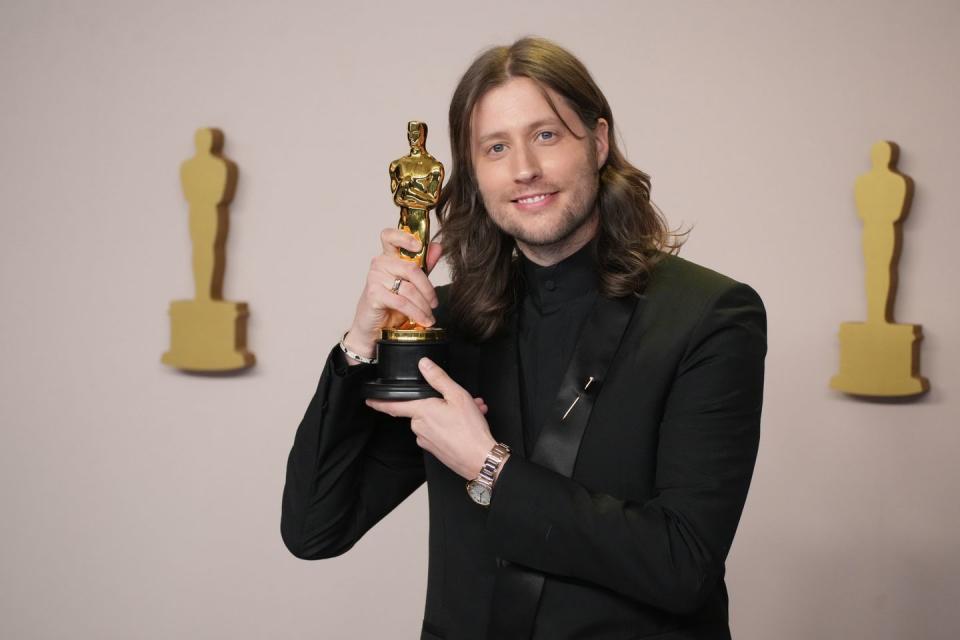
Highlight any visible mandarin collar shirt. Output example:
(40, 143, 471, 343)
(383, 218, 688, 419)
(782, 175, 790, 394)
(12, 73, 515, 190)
(517, 243, 599, 453)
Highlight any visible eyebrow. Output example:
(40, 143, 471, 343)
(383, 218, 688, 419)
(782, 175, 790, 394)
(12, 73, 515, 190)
(475, 117, 563, 147)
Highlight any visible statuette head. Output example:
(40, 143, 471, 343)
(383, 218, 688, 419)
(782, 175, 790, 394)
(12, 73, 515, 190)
(407, 121, 427, 149)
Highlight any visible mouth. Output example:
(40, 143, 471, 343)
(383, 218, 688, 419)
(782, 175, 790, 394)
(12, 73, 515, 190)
(511, 191, 558, 207)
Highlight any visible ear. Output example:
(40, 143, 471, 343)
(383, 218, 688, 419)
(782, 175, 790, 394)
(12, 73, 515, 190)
(593, 118, 610, 168)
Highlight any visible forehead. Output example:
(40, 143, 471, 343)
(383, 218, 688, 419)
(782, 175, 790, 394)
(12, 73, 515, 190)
(470, 76, 582, 141)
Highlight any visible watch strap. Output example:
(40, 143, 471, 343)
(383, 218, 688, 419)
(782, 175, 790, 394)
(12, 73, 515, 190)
(466, 443, 511, 506)
(478, 443, 510, 486)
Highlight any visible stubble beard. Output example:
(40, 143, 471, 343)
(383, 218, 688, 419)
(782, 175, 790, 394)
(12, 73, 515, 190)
(484, 164, 600, 252)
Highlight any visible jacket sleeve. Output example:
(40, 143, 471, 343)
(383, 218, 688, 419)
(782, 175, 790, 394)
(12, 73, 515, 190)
(281, 345, 426, 560)
(485, 282, 766, 614)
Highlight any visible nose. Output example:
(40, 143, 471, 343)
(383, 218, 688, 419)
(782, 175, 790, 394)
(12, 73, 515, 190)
(512, 144, 542, 184)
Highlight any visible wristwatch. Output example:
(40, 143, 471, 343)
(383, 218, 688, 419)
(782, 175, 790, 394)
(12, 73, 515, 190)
(466, 443, 511, 507)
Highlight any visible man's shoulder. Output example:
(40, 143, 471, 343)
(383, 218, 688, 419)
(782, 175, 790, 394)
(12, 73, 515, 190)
(647, 252, 738, 292)
(644, 252, 763, 314)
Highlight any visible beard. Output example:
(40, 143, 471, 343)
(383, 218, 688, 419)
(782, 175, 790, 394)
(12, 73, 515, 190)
(483, 163, 600, 249)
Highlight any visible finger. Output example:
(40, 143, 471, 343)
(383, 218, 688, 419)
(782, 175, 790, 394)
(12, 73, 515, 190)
(376, 255, 438, 309)
(365, 398, 422, 418)
(365, 267, 436, 326)
(379, 273, 435, 323)
(380, 227, 422, 256)
(371, 286, 433, 328)
(392, 257, 438, 309)
(409, 419, 437, 455)
(473, 397, 488, 415)
(413, 432, 434, 454)
(425, 242, 444, 275)
(418, 358, 464, 400)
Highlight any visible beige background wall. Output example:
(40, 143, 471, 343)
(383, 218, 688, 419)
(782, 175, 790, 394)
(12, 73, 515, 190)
(1, 1, 958, 638)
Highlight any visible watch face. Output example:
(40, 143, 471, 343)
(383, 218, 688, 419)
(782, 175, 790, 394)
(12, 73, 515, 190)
(467, 480, 491, 506)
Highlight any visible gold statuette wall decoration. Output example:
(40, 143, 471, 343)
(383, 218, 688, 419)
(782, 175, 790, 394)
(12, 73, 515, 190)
(830, 141, 928, 397)
(162, 128, 255, 372)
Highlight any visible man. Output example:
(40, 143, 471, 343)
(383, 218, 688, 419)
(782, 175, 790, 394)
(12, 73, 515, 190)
(282, 37, 766, 640)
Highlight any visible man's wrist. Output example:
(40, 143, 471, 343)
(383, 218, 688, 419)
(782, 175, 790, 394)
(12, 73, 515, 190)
(341, 330, 377, 366)
(466, 442, 511, 507)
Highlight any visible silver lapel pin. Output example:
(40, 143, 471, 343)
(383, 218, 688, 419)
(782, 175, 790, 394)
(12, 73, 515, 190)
(561, 376, 595, 421)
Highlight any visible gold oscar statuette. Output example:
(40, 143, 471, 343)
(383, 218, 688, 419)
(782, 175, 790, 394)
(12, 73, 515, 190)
(162, 128, 255, 373)
(830, 141, 928, 398)
(363, 121, 450, 400)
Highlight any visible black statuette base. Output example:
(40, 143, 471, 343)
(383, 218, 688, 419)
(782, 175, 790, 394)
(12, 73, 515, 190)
(363, 338, 450, 400)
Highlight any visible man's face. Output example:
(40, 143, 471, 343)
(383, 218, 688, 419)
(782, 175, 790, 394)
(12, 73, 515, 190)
(470, 77, 609, 262)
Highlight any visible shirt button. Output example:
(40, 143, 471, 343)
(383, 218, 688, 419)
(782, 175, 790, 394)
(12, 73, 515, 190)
(544, 279, 556, 291)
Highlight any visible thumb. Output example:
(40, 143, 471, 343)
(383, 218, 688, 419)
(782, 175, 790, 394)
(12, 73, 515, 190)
(418, 357, 460, 400)
(425, 241, 444, 275)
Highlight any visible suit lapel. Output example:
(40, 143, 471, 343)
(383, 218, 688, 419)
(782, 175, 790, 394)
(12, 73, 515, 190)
(530, 294, 639, 474)
(487, 294, 640, 639)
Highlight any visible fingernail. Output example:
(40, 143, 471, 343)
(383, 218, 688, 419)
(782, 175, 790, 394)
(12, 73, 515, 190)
(419, 357, 434, 370)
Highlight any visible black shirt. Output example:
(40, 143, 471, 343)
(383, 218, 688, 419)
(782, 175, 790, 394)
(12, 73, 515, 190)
(517, 243, 599, 453)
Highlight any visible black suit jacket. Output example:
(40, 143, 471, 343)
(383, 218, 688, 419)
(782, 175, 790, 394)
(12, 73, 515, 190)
(282, 254, 767, 639)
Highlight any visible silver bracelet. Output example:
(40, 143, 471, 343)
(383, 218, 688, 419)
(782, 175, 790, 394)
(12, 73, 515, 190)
(339, 331, 377, 364)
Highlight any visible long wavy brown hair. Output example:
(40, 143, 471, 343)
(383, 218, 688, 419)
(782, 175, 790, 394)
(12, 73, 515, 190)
(437, 37, 683, 341)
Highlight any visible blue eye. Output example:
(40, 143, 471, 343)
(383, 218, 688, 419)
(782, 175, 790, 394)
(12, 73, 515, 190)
(538, 131, 555, 141)
(489, 143, 505, 154)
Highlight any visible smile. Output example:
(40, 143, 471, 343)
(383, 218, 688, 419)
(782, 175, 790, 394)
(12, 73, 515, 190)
(512, 192, 557, 205)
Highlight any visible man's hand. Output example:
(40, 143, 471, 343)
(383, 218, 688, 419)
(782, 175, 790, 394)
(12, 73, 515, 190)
(342, 228, 443, 363)
(366, 358, 497, 481)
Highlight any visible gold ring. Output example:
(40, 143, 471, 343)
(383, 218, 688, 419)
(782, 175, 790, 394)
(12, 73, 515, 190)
(390, 278, 403, 294)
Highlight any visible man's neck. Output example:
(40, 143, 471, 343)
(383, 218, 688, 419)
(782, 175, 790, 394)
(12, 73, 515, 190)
(517, 212, 599, 267)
